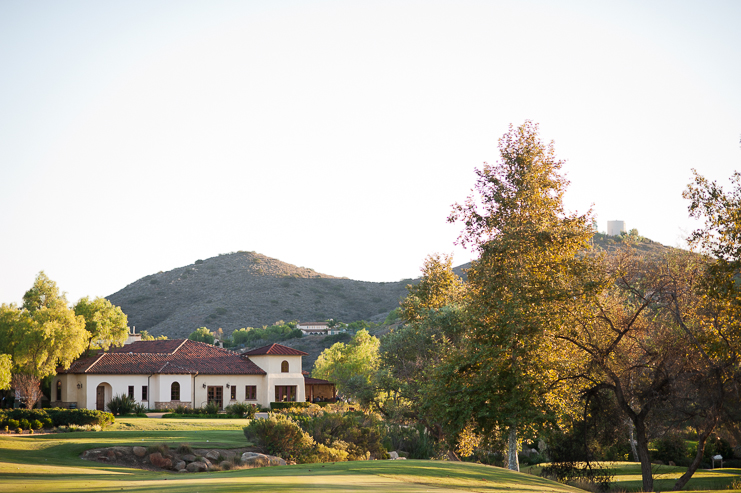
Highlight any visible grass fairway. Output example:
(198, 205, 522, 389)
(0, 417, 582, 493)
(525, 461, 741, 492)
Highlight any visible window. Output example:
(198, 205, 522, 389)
(56, 381, 62, 401)
(281, 360, 289, 373)
(171, 382, 180, 401)
(207, 386, 223, 409)
(231, 385, 236, 400)
(128, 386, 134, 399)
(275, 385, 296, 402)
(245, 385, 257, 400)
(142, 385, 148, 401)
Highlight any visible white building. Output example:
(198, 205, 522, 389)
(607, 220, 626, 236)
(297, 321, 329, 335)
(52, 339, 309, 411)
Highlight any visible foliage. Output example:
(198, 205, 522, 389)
(346, 320, 374, 332)
(653, 434, 689, 465)
(399, 254, 463, 323)
(313, 329, 380, 406)
(139, 330, 167, 341)
(188, 327, 214, 344)
(0, 407, 113, 427)
(73, 296, 128, 351)
(231, 321, 301, 347)
(225, 402, 257, 419)
(384, 422, 437, 459)
(0, 353, 10, 389)
(106, 394, 137, 416)
(243, 413, 349, 463)
(444, 121, 594, 469)
(0, 272, 88, 379)
(204, 401, 220, 415)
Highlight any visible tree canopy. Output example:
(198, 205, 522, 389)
(74, 296, 129, 350)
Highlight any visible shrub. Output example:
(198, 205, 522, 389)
(225, 402, 257, 419)
(106, 394, 137, 416)
(133, 403, 148, 416)
(147, 444, 170, 456)
(654, 434, 689, 464)
(204, 402, 220, 415)
(19, 419, 30, 430)
(177, 444, 194, 455)
(8, 419, 19, 429)
(16, 428, 22, 434)
(47, 408, 114, 427)
(244, 413, 348, 463)
(384, 423, 435, 460)
(31, 419, 43, 430)
(175, 404, 191, 414)
(270, 402, 311, 411)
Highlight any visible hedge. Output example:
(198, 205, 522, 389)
(161, 413, 247, 419)
(270, 402, 312, 411)
(0, 408, 114, 428)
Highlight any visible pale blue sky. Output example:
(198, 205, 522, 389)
(1, 0, 740, 305)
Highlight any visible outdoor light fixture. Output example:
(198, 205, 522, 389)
(226, 383, 230, 388)
(202, 383, 207, 389)
(77, 382, 82, 389)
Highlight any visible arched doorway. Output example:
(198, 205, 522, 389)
(96, 383, 112, 411)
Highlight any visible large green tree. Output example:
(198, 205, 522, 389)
(74, 296, 129, 350)
(313, 329, 380, 406)
(0, 272, 88, 379)
(446, 121, 593, 470)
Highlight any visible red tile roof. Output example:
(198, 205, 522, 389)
(58, 339, 266, 375)
(304, 376, 334, 385)
(243, 343, 308, 356)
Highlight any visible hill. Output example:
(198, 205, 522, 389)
(107, 251, 415, 339)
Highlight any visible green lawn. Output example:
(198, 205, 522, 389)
(524, 461, 741, 492)
(0, 417, 581, 493)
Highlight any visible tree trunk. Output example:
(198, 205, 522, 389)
(628, 421, 639, 462)
(508, 426, 520, 472)
(673, 417, 718, 491)
(634, 417, 654, 492)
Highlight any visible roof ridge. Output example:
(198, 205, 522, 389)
(172, 339, 189, 354)
(84, 353, 107, 373)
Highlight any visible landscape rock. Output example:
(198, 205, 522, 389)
(205, 450, 220, 461)
(182, 454, 196, 462)
(389, 451, 399, 460)
(149, 452, 172, 469)
(174, 461, 186, 471)
(186, 461, 209, 473)
(219, 460, 232, 469)
(133, 447, 146, 457)
(240, 452, 287, 467)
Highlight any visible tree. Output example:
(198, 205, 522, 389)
(0, 354, 10, 390)
(188, 327, 214, 344)
(0, 272, 88, 379)
(313, 329, 380, 406)
(399, 254, 464, 323)
(74, 296, 129, 350)
(446, 121, 593, 470)
(140, 330, 167, 341)
(11, 373, 43, 409)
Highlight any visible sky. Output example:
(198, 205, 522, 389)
(1, 0, 740, 305)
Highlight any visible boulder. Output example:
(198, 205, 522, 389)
(149, 452, 172, 469)
(174, 461, 186, 471)
(241, 452, 270, 467)
(133, 447, 146, 457)
(206, 450, 220, 461)
(178, 469, 189, 473)
(389, 451, 399, 460)
(186, 461, 209, 473)
(107, 450, 117, 459)
(182, 454, 196, 462)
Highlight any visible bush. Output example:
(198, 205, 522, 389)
(384, 423, 435, 459)
(8, 419, 19, 429)
(31, 419, 43, 430)
(133, 403, 148, 416)
(47, 408, 114, 427)
(270, 402, 311, 411)
(177, 444, 194, 455)
(244, 414, 348, 463)
(106, 394, 137, 416)
(225, 402, 257, 419)
(19, 419, 30, 430)
(204, 402, 220, 415)
(654, 434, 689, 464)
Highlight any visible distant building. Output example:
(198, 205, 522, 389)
(297, 321, 328, 336)
(607, 220, 626, 237)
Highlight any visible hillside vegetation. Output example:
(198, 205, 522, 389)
(107, 251, 415, 339)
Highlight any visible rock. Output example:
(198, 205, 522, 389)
(133, 447, 146, 457)
(178, 469, 189, 473)
(107, 450, 117, 459)
(186, 461, 209, 473)
(241, 452, 270, 467)
(182, 454, 196, 462)
(389, 451, 399, 460)
(669, 461, 676, 466)
(206, 450, 220, 461)
(149, 452, 172, 469)
(220, 460, 232, 470)
(174, 461, 186, 471)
